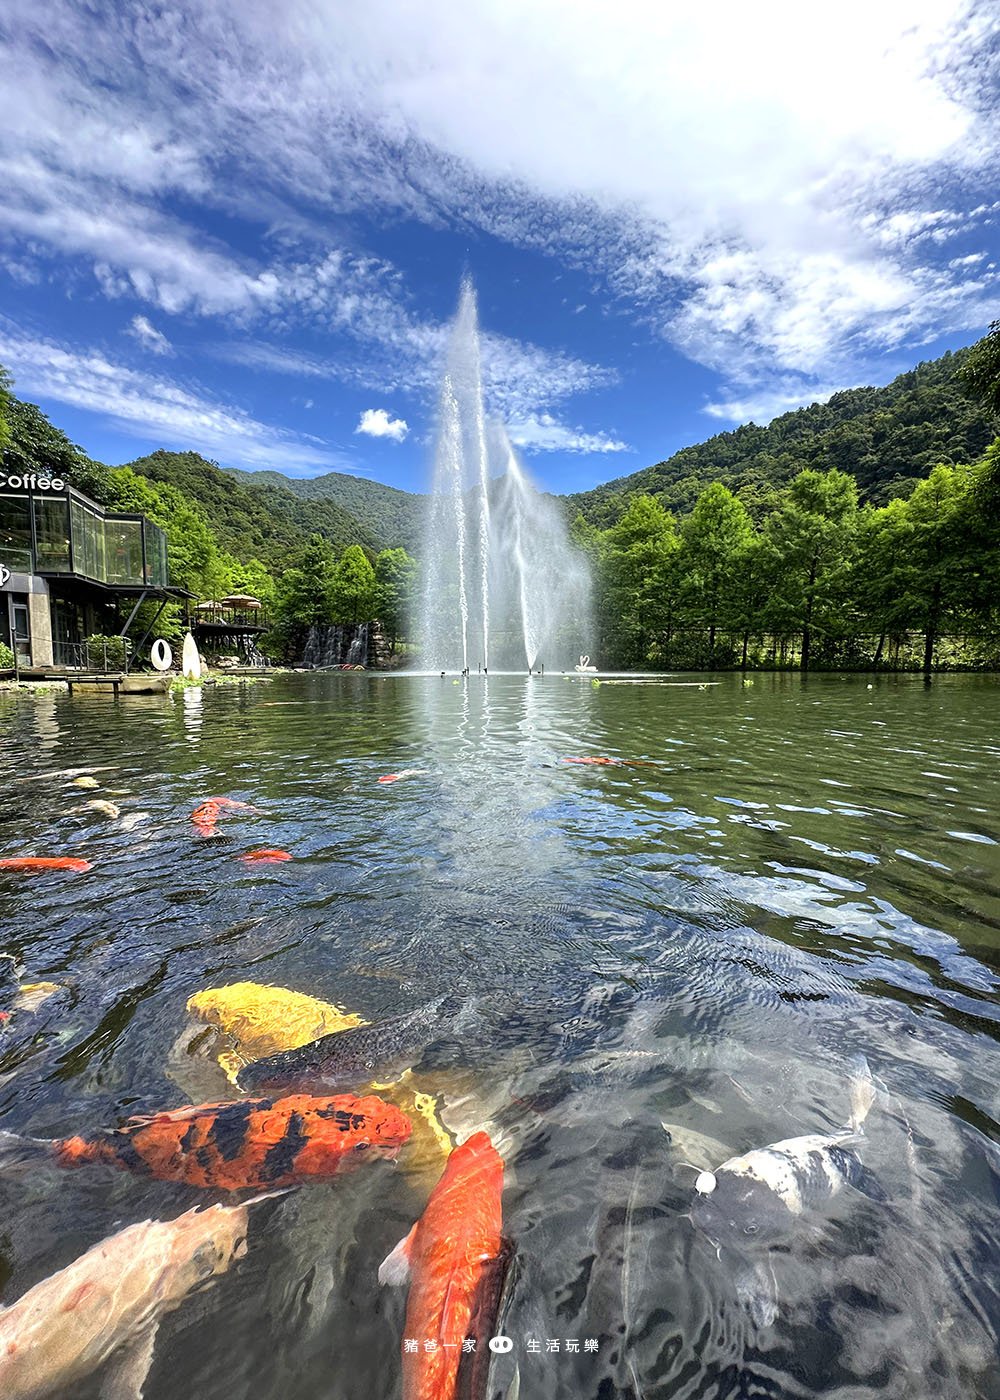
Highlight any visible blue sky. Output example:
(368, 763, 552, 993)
(0, 2, 998, 497)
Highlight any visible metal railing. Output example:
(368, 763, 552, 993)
(52, 640, 130, 672)
(191, 606, 270, 630)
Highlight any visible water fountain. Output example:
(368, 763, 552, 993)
(417, 281, 591, 672)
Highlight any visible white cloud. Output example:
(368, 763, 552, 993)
(702, 378, 863, 424)
(355, 407, 409, 441)
(216, 319, 619, 436)
(0, 325, 352, 475)
(127, 314, 172, 355)
(1, 0, 999, 422)
(507, 412, 630, 454)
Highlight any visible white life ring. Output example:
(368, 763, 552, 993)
(150, 639, 173, 671)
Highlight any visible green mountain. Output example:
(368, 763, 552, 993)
(119, 344, 994, 568)
(122, 450, 385, 569)
(228, 468, 423, 551)
(566, 347, 997, 527)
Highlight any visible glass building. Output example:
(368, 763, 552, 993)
(0, 479, 176, 668)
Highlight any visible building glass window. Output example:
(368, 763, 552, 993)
(69, 500, 110, 582)
(35, 497, 72, 572)
(0, 496, 32, 572)
(106, 520, 144, 585)
(145, 523, 168, 586)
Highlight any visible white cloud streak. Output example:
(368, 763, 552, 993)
(127, 314, 172, 356)
(507, 413, 630, 455)
(0, 326, 352, 475)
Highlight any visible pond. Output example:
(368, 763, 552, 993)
(1, 671, 999, 1399)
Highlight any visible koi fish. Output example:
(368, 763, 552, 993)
(70, 776, 100, 788)
(182, 982, 365, 1087)
(240, 848, 292, 864)
(380, 1131, 511, 1400)
(0, 857, 92, 873)
(236, 994, 478, 1097)
(0, 1199, 253, 1400)
(691, 1055, 880, 1324)
(81, 799, 120, 819)
(378, 769, 428, 784)
(0, 957, 61, 1021)
(50, 1092, 411, 1190)
(190, 797, 260, 837)
(562, 756, 619, 766)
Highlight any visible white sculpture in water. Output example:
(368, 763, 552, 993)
(574, 655, 598, 673)
(150, 639, 173, 671)
(181, 632, 201, 680)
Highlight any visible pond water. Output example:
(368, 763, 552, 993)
(2, 671, 1000, 1399)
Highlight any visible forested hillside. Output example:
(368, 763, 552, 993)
(567, 348, 996, 526)
(2, 327, 998, 672)
(230, 468, 423, 551)
(123, 451, 383, 569)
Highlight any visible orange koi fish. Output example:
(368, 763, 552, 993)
(240, 848, 292, 864)
(563, 756, 621, 766)
(53, 1093, 410, 1190)
(191, 797, 260, 837)
(380, 1132, 511, 1400)
(0, 857, 92, 873)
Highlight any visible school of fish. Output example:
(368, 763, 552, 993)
(0, 769, 901, 1396)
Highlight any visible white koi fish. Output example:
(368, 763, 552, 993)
(0, 1200, 252, 1399)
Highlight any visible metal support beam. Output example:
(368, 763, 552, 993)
(118, 589, 149, 674)
(132, 598, 169, 658)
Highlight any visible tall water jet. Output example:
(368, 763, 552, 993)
(418, 281, 591, 671)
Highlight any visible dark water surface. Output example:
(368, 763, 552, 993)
(2, 671, 1000, 1398)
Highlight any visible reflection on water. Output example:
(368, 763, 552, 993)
(1, 672, 1000, 1398)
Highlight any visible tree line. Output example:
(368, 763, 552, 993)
(2, 318, 998, 670)
(572, 452, 998, 671)
(573, 324, 1000, 672)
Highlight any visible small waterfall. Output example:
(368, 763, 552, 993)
(417, 279, 591, 671)
(301, 623, 370, 668)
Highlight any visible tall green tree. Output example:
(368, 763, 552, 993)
(601, 494, 680, 666)
(677, 483, 754, 658)
(0, 367, 11, 454)
(271, 535, 337, 649)
(959, 320, 1000, 419)
(851, 500, 914, 666)
(898, 464, 979, 671)
(764, 468, 858, 669)
(374, 547, 417, 652)
(223, 556, 277, 610)
(328, 544, 376, 625)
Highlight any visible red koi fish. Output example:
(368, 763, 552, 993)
(240, 848, 292, 864)
(0, 857, 92, 873)
(380, 1132, 511, 1400)
(191, 797, 260, 837)
(52, 1093, 411, 1191)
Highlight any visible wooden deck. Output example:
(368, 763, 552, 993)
(1, 669, 173, 696)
